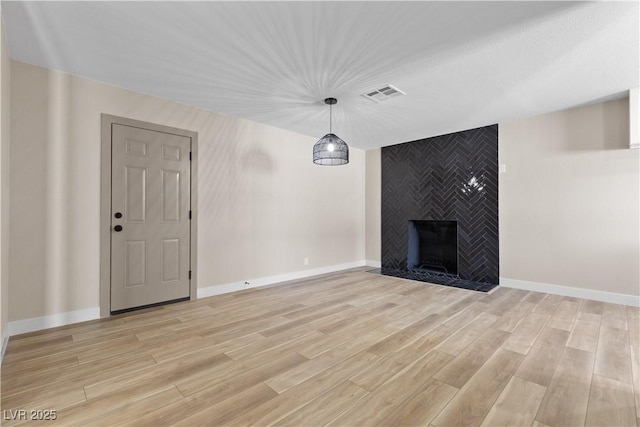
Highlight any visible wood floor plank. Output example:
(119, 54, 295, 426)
(328, 350, 453, 426)
(0, 354, 79, 384)
(536, 347, 595, 427)
(117, 388, 212, 426)
(626, 306, 640, 348)
(437, 302, 488, 332)
(431, 348, 524, 427)
(2, 353, 157, 410)
(494, 300, 536, 333)
(351, 328, 453, 391)
(486, 288, 528, 316)
(84, 352, 231, 400)
(74, 318, 183, 344)
(365, 313, 445, 357)
(547, 299, 580, 331)
(521, 291, 546, 305)
(581, 299, 605, 315)
(232, 330, 326, 368)
(48, 385, 181, 427)
(480, 376, 546, 426)
(437, 294, 478, 317)
(532, 294, 564, 316)
(178, 352, 307, 398)
(594, 326, 633, 384)
(151, 332, 261, 363)
(2, 269, 636, 427)
(627, 306, 640, 425)
(585, 375, 636, 427)
(1, 388, 87, 427)
(376, 379, 458, 427)
(515, 343, 563, 387)
(228, 351, 380, 427)
(75, 386, 184, 427)
(4, 318, 120, 345)
(282, 300, 353, 321)
(602, 302, 628, 330)
(501, 312, 550, 355)
(577, 310, 602, 323)
(2, 351, 156, 397)
(3, 333, 140, 366)
(296, 324, 370, 359)
(433, 328, 511, 389)
(567, 317, 601, 353)
(174, 383, 277, 427)
(533, 326, 569, 349)
(5, 334, 73, 353)
(377, 300, 442, 330)
(198, 314, 295, 341)
(435, 312, 499, 355)
(273, 380, 368, 426)
(224, 329, 316, 361)
(316, 301, 398, 336)
(264, 330, 387, 393)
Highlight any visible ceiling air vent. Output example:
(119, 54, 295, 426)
(362, 85, 405, 103)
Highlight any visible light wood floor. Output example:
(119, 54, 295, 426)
(2, 268, 639, 426)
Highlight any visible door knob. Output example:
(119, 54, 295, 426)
(114, 212, 122, 219)
(114, 225, 123, 232)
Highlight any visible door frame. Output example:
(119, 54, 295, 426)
(100, 114, 198, 317)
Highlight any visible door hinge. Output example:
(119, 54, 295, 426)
(189, 270, 192, 280)
(189, 210, 192, 220)
(189, 152, 192, 161)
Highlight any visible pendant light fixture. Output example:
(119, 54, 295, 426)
(313, 98, 349, 165)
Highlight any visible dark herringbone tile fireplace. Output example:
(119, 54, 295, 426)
(381, 124, 499, 288)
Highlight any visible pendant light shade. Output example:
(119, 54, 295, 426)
(313, 98, 349, 165)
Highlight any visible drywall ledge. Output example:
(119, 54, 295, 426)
(1, 327, 8, 364)
(198, 261, 368, 298)
(631, 87, 639, 149)
(501, 277, 640, 307)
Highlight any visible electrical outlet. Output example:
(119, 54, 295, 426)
(304, 257, 309, 266)
(499, 164, 507, 173)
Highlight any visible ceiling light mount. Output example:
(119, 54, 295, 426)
(313, 97, 349, 166)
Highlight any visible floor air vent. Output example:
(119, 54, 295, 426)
(362, 85, 405, 103)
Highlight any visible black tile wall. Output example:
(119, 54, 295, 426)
(381, 124, 499, 284)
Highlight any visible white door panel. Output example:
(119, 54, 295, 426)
(111, 124, 191, 311)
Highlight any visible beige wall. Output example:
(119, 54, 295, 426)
(365, 149, 381, 263)
(10, 61, 365, 322)
(500, 98, 639, 296)
(7, 60, 637, 326)
(361, 99, 639, 299)
(1, 18, 11, 348)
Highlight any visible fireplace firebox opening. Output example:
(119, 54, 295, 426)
(407, 220, 458, 275)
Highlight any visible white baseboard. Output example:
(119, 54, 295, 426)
(4, 261, 375, 338)
(7, 307, 101, 337)
(198, 261, 368, 299)
(500, 277, 640, 307)
(365, 260, 381, 268)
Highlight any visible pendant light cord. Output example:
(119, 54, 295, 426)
(329, 103, 332, 134)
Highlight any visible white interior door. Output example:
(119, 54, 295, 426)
(110, 124, 191, 312)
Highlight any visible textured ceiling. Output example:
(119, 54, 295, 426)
(2, 1, 638, 150)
